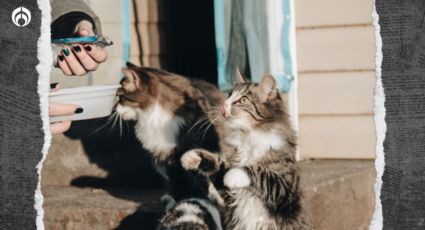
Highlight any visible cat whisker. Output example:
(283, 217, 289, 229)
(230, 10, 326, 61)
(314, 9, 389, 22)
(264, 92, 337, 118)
(199, 111, 219, 130)
(197, 112, 219, 133)
(201, 114, 219, 142)
(108, 111, 120, 135)
(197, 113, 217, 133)
(186, 111, 218, 135)
(91, 111, 118, 135)
(119, 113, 123, 139)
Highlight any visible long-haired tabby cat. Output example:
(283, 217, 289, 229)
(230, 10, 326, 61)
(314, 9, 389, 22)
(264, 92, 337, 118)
(116, 62, 226, 204)
(180, 72, 310, 230)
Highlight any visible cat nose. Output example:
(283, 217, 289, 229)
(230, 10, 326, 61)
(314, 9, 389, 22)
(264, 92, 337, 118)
(220, 105, 226, 117)
(220, 105, 230, 118)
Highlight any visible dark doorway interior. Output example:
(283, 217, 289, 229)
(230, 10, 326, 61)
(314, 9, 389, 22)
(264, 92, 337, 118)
(164, 0, 218, 85)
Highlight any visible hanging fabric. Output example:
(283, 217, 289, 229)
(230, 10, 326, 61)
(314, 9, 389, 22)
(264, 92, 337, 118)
(214, 0, 296, 92)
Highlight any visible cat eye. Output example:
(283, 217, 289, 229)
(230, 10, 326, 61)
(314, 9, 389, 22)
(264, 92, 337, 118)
(239, 96, 250, 104)
(119, 95, 139, 103)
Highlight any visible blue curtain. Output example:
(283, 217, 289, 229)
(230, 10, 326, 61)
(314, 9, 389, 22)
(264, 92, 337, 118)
(214, 0, 294, 92)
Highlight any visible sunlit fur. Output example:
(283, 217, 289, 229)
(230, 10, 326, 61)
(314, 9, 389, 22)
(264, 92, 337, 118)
(115, 64, 225, 161)
(181, 75, 310, 230)
(114, 63, 227, 229)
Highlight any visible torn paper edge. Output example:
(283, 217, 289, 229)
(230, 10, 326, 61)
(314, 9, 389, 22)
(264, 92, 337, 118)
(369, 1, 386, 230)
(34, 0, 53, 229)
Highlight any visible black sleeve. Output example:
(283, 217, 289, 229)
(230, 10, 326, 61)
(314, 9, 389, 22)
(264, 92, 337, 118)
(51, 12, 97, 39)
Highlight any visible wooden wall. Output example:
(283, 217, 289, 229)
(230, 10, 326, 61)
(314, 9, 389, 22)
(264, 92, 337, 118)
(295, 0, 376, 159)
(129, 0, 168, 68)
(89, 0, 124, 85)
(52, 0, 376, 159)
(52, 0, 164, 86)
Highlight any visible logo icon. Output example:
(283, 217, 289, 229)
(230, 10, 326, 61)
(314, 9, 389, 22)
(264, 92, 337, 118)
(12, 6, 31, 27)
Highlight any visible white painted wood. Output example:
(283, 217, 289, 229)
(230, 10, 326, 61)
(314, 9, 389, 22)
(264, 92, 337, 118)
(299, 115, 375, 159)
(90, 0, 122, 23)
(50, 68, 90, 88)
(288, 0, 300, 160)
(296, 26, 375, 72)
(298, 72, 375, 115)
(266, 0, 300, 160)
(99, 22, 123, 59)
(91, 57, 122, 85)
(294, 0, 373, 27)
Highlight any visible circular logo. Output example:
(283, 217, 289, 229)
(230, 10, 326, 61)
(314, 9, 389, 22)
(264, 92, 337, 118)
(12, 6, 31, 27)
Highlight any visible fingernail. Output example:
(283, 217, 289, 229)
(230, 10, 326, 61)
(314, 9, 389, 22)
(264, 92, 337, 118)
(75, 108, 84, 114)
(73, 46, 81, 53)
(58, 55, 64, 61)
(84, 45, 92, 52)
(63, 48, 70, 56)
(50, 83, 59, 89)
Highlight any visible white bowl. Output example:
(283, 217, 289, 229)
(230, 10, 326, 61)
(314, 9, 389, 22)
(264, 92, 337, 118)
(49, 84, 121, 123)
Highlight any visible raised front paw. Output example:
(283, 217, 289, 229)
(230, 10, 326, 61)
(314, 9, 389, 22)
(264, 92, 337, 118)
(224, 168, 251, 188)
(181, 150, 202, 170)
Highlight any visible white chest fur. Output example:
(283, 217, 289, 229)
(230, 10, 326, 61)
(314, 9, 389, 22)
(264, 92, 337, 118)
(229, 190, 275, 230)
(225, 128, 285, 166)
(134, 103, 185, 156)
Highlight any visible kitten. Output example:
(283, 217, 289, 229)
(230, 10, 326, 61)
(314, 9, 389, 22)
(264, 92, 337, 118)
(181, 73, 310, 230)
(116, 62, 226, 203)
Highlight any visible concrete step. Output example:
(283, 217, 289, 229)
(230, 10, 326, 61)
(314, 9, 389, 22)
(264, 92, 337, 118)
(43, 186, 163, 230)
(42, 160, 375, 230)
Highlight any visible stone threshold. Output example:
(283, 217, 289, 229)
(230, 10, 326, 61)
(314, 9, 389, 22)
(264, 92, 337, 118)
(42, 160, 376, 230)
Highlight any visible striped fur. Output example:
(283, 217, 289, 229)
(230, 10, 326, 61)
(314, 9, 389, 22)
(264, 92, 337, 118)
(181, 75, 311, 230)
(160, 196, 223, 230)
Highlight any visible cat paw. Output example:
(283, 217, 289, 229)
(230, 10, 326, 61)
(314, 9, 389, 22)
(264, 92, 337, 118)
(224, 168, 250, 188)
(181, 150, 202, 170)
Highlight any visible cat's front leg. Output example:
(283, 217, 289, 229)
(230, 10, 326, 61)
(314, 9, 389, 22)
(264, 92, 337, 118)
(180, 148, 222, 176)
(244, 165, 301, 213)
(223, 168, 251, 188)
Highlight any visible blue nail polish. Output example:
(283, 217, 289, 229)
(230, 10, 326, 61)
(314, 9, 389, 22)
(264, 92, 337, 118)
(63, 48, 70, 56)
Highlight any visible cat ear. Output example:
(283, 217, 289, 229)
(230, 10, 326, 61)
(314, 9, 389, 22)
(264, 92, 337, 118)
(122, 67, 140, 91)
(259, 74, 277, 95)
(126, 62, 139, 70)
(233, 67, 246, 85)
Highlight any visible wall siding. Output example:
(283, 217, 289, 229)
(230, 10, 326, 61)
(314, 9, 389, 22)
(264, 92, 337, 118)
(296, 26, 375, 72)
(295, 1, 375, 159)
(295, 0, 373, 27)
(89, 0, 123, 86)
(299, 116, 375, 159)
(298, 72, 375, 115)
(88, 0, 167, 84)
(84, 1, 376, 159)
(129, 0, 168, 69)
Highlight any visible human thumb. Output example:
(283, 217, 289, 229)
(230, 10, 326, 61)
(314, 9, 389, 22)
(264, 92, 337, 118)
(78, 29, 90, 37)
(75, 20, 95, 37)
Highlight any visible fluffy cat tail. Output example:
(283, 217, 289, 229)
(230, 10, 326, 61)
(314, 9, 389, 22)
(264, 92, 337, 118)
(159, 195, 222, 230)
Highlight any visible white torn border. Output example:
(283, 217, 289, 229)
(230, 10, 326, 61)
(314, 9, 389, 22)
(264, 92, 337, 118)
(29, 1, 386, 229)
(34, 0, 53, 229)
(369, 1, 386, 230)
